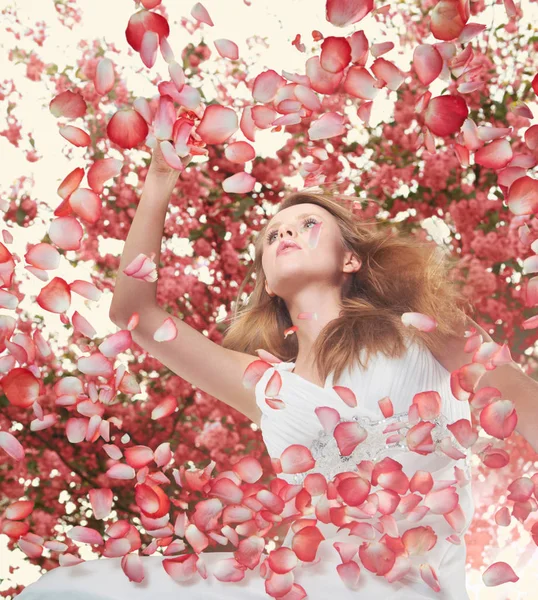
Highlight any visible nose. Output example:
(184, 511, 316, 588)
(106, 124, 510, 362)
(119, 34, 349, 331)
(278, 223, 298, 240)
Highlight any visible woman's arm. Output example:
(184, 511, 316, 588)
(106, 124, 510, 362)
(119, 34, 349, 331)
(431, 316, 538, 453)
(108, 147, 262, 425)
(477, 361, 538, 454)
(109, 146, 188, 318)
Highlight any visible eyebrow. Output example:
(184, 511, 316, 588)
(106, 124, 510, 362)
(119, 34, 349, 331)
(266, 212, 321, 232)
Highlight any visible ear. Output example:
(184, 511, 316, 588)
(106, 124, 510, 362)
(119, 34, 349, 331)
(265, 280, 275, 297)
(343, 251, 361, 274)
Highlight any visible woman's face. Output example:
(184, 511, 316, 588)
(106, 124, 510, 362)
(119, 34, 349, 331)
(261, 202, 352, 299)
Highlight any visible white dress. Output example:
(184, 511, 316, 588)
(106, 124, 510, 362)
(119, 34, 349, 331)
(16, 338, 474, 599)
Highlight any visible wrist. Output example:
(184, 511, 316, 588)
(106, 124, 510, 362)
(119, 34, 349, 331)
(147, 164, 181, 182)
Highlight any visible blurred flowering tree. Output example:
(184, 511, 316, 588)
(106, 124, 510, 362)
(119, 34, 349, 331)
(0, 0, 538, 598)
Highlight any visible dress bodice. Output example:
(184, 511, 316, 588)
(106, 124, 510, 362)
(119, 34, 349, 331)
(254, 337, 475, 597)
(255, 337, 473, 485)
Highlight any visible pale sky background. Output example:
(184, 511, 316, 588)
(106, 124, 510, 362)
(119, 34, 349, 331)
(1, 0, 538, 596)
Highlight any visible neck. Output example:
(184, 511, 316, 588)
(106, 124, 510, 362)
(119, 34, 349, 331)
(282, 285, 343, 367)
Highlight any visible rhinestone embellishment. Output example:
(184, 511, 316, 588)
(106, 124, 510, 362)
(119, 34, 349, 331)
(291, 410, 472, 485)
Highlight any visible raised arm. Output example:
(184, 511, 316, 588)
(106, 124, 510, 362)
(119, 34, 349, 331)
(109, 147, 261, 426)
(109, 144, 184, 316)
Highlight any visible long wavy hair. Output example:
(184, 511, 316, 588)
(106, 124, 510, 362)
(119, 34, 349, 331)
(221, 189, 474, 385)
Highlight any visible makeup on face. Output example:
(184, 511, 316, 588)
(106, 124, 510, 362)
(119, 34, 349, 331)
(277, 240, 302, 256)
(265, 212, 324, 250)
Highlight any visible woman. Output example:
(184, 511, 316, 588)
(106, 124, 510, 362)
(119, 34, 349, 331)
(16, 145, 507, 599)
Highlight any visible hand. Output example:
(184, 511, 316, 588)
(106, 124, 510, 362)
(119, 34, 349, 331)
(149, 143, 192, 175)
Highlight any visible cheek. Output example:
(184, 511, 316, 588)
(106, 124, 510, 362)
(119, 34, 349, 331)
(304, 222, 324, 250)
(261, 255, 270, 276)
(318, 236, 345, 267)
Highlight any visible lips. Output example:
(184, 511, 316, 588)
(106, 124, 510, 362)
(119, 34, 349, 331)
(277, 241, 301, 256)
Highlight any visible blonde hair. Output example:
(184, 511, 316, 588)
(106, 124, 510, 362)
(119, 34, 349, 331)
(221, 188, 473, 385)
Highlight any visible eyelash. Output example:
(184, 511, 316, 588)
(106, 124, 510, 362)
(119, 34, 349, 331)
(265, 217, 319, 244)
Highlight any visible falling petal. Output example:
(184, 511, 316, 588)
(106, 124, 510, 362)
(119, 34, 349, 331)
(133, 97, 153, 124)
(446, 418, 478, 447)
(87, 158, 123, 194)
(125, 9, 170, 53)
(154, 95, 176, 141)
(413, 44, 443, 86)
(57, 167, 84, 200)
(412, 391, 442, 420)
(326, 0, 374, 27)
(25, 243, 61, 271)
(482, 561, 519, 586)
(191, 2, 214, 26)
(423, 486, 459, 514)
(291, 525, 325, 561)
(474, 139, 513, 170)
(160, 140, 183, 170)
(107, 108, 149, 149)
(98, 330, 132, 358)
(280, 444, 316, 474)
(306, 56, 345, 95)
(343, 66, 379, 100)
(59, 125, 91, 147)
(371, 41, 394, 57)
(69, 188, 102, 224)
(168, 61, 185, 91)
(67, 525, 104, 546)
(524, 124, 538, 151)
(222, 172, 256, 194)
(48, 216, 84, 251)
(333, 385, 358, 408)
(430, 0, 466, 42)
(162, 554, 199, 582)
(308, 111, 345, 141)
(251, 105, 277, 129)
(401, 312, 437, 331)
(424, 95, 468, 137)
(140, 30, 159, 68)
(402, 526, 437, 555)
(506, 476, 535, 503)
(420, 562, 441, 591)
(160, 37, 175, 63)
(507, 176, 538, 216)
(0, 431, 25, 461)
(358, 541, 395, 575)
(36, 278, 71, 313)
(121, 553, 145, 583)
(371, 58, 404, 90)
(334, 421, 368, 455)
(252, 69, 286, 103)
(214, 39, 239, 60)
(337, 475, 372, 506)
(409, 470, 434, 494)
(479, 399, 518, 439)
(510, 101, 533, 119)
(197, 104, 238, 144)
(123, 252, 158, 282)
(320, 36, 352, 73)
(95, 58, 115, 95)
(89, 488, 114, 520)
(49, 90, 87, 119)
(224, 141, 255, 163)
(151, 396, 177, 420)
(153, 317, 178, 342)
(348, 30, 369, 65)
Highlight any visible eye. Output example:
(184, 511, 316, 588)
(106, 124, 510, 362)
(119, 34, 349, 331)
(265, 217, 319, 244)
